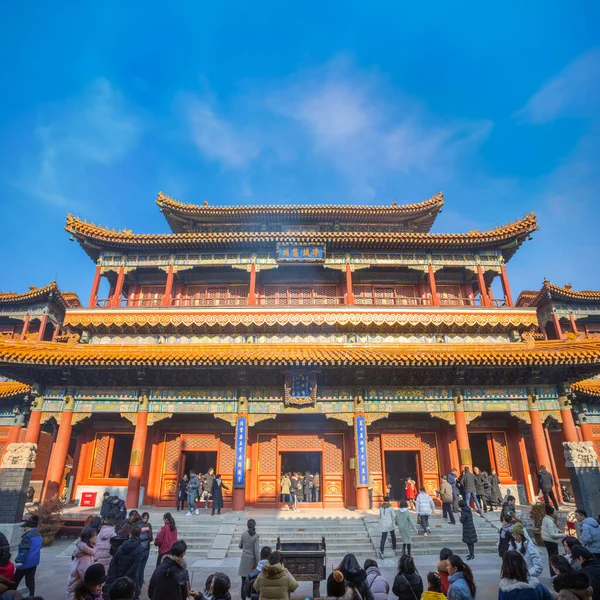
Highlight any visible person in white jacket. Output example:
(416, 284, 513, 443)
(378, 496, 396, 558)
(511, 523, 543, 578)
(415, 486, 435, 536)
(541, 505, 563, 575)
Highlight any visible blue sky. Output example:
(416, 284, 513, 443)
(1, 2, 599, 301)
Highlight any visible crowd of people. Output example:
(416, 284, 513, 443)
(176, 468, 230, 517)
(279, 471, 321, 510)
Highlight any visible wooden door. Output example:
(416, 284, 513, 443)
(159, 433, 182, 502)
(323, 434, 345, 506)
(257, 434, 278, 503)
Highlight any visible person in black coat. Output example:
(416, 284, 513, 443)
(473, 467, 488, 513)
(176, 475, 188, 512)
(108, 496, 127, 530)
(100, 492, 113, 519)
(148, 540, 190, 600)
(391, 555, 423, 600)
(489, 469, 503, 510)
(459, 499, 478, 561)
(210, 475, 230, 516)
(337, 553, 374, 600)
(103, 526, 144, 600)
(538, 465, 558, 510)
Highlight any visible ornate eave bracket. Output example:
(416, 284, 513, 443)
(464, 411, 483, 424)
(147, 413, 172, 427)
(364, 412, 389, 426)
(248, 414, 277, 427)
(510, 411, 531, 424)
(431, 411, 456, 425)
(120, 413, 138, 426)
(326, 413, 354, 426)
(72, 413, 92, 426)
(213, 414, 237, 427)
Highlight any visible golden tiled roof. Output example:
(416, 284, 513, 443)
(0, 337, 599, 368)
(0, 281, 81, 311)
(65, 212, 537, 262)
(517, 280, 600, 308)
(63, 307, 539, 331)
(571, 378, 600, 398)
(0, 381, 31, 399)
(156, 191, 445, 232)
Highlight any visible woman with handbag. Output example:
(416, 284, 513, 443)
(392, 555, 423, 600)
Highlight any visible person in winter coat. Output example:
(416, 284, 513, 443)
(571, 545, 600, 599)
(473, 468, 488, 513)
(379, 496, 396, 558)
(244, 546, 272, 600)
(448, 469, 460, 513)
(67, 527, 98, 600)
(510, 524, 543, 578)
(238, 519, 260, 600)
(191, 572, 231, 600)
(440, 477, 456, 525)
(437, 548, 453, 595)
(416, 487, 435, 536)
(107, 497, 127, 531)
(541, 505, 563, 574)
(459, 500, 477, 561)
(0, 531, 15, 586)
(109, 523, 132, 559)
(253, 551, 298, 600)
(74, 563, 106, 600)
(290, 473, 299, 512)
(337, 553, 374, 600)
(313, 472, 320, 502)
(395, 501, 418, 556)
(14, 515, 42, 597)
(364, 559, 388, 600)
(186, 471, 201, 516)
(211, 474, 230, 516)
(550, 555, 593, 600)
(280, 474, 291, 510)
(154, 513, 177, 567)
(482, 473, 492, 512)
(324, 569, 361, 600)
(201, 468, 216, 509)
(103, 526, 144, 600)
(95, 518, 116, 570)
(498, 550, 553, 600)
(459, 468, 481, 514)
(148, 540, 190, 600)
(391, 554, 423, 600)
(422, 572, 447, 600)
(575, 510, 600, 557)
(138, 512, 153, 592)
(489, 469, 503, 510)
(563, 536, 583, 571)
(405, 479, 417, 510)
(538, 465, 558, 510)
(100, 493, 113, 519)
(303, 472, 314, 503)
(447, 555, 476, 600)
(176, 475, 188, 512)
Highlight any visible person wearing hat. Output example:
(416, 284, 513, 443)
(322, 569, 357, 600)
(67, 526, 98, 600)
(510, 523, 543, 578)
(74, 563, 106, 600)
(13, 515, 42, 596)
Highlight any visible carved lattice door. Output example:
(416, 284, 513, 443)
(257, 434, 278, 503)
(159, 434, 182, 502)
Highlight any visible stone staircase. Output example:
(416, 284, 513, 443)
(227, 515, 376, 563)
(364, 511, 500, 557)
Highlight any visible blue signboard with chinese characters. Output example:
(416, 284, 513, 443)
(277, 245, 325, 262)
(234, 417, 247, 487)
(356, 416, 368, 486)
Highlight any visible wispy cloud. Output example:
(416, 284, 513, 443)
(20, 78, 142, 206)
(516, 47, 600, 124)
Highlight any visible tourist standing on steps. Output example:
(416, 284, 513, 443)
(416, 487, 435, 536)
(153, 513, 177, 567)
(378, 496, 397, 558)
(574, 510, 600, 557)
(364, 558, 389, 600)
(313, 472, 320, 502)
(176, 474, 188, 512)
(101, 492, 113, 519)
(473, 467, 487, 513)
(440, 476, 456, 525)
(447, 469, 460, 513)
(290, 473, 299, 512)
(447, 555, 476, 600)
(396, 500, 418, 557)
(459, 467, 481, 515)
(391, 554, 423, 600)
(459, 499, 477, 561)
(541, 505, 563, 574)
(186, 470, 201, 516)
(203, 468, 216, 509)
(405, 478, 417, 510)
(211, 474, 229, 515)
(489, 469, 502, 511)
(303, 471, 313, 503)
(13, 515, 41, 597)
(238, 519, 260, 600)
(538, 465, 559, 510)
(138, 512, 153, 593)
(368, 474, 375, 510)
(280, 473, 291, 509)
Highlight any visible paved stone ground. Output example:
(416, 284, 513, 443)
(27, 510, 558, 600)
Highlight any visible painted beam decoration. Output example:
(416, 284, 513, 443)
(234, 417, 247, 487)
(277, 244, 326, 263)
(356, 416, 368, 485)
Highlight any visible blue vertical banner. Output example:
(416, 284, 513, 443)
(356, 416, 368, 486)
(234, 417, 247, 487)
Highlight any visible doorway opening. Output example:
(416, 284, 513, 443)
(384, 451, 420, 502)
(468, 434, 493, 473)
(181, 451, 217, 478)
(280, 451, 322, 502)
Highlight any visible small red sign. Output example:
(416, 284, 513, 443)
(80, 492, 97, 507)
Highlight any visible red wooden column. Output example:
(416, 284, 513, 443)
(516, 428, 535, 503)
(51, 324, 61, 342)
(580, 421, 594, 442)
(248, 264, 257, 305)
(527, 391, 551, 471)
(7, 420, 23, 444)
(20, 316, 31, 340)
(43, 398, 74, 500)
(569, 314, 579, 335)
(161, 265, 174, 307)
(543, 426, 563, 502)
(552, 313, 564, 340)
(428, 265, 439, 306)
(126, 400, 149, 508)
(453, 392, 472, 470)
(36, 315, 48, 342)
(111, 266, 125, 307)
(500, 265, 514, 307)
(476, 266, 490, 307)
(25, 403, 43, 444)
(345, 264, 355, 305)
(88, 264, 102, 307)
(558, 385, 578, 443)
(354, 411, 369, 510)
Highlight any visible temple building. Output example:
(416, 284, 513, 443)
(1, 192, 599, 510)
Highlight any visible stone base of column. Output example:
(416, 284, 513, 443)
(356, 487, 369, 510)
(232, 487, 245, 511)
